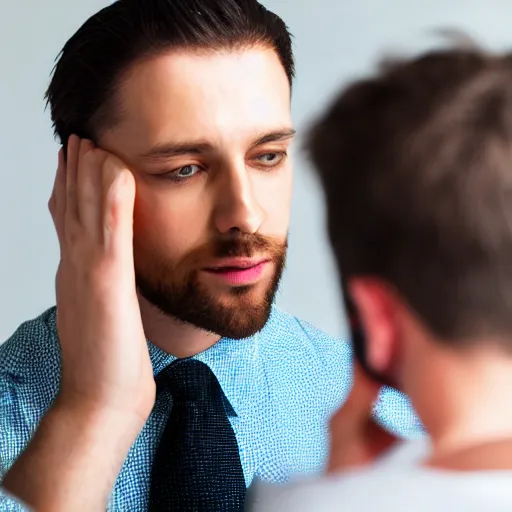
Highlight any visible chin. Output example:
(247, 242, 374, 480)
(135, 255, 282, 340)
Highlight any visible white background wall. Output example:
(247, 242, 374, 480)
(1, 0, 511, 341)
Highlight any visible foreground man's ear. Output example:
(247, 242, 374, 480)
(349, 278, 400, 379)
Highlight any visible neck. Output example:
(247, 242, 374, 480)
(138, 294, 220, 358)
(408, 343, 512, 461)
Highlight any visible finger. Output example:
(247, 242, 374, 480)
(327, 419, 398, 473)
(76, 139, 102, 235)
(49, 148, 67, 242)
(364, 417, 398, 453)
(48, 150, 60, 218)
(101, 156, 136, 259)
(351, 362, 382, 407)
(65, 135, 81, 224)
(336, 362, 382, 426)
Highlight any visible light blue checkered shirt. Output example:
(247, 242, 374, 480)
(0, 307, 422, 511)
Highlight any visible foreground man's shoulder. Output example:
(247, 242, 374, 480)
(250, 469, 417, 512)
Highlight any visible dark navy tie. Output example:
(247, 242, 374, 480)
(149, 358, 246, 511)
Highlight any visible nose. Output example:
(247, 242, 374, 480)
(213, 162, 265, 235)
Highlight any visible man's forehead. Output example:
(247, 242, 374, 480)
(113, 48, 292, 152)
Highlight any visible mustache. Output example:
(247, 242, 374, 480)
(212, 232, 287, 259)
(137, 232, 289, 281)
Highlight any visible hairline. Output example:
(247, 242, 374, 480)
(90, 42, 293, 142)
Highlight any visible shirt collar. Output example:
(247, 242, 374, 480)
(147, 323, 262, 417)
(45, 305, 263, 418)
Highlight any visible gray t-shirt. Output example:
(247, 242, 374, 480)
(250, 440, 512, 511)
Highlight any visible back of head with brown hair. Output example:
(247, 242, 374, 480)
(307, 44, 512, 346)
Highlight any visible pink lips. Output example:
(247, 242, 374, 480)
(203, 260, 269, 286)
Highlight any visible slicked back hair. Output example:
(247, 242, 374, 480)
(45, 0, 294, 147)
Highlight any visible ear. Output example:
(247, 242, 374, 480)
(348, 278, 400, 376)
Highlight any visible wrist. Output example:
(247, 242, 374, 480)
(3, 395, 146, 512)
(51, 394, 148, 444)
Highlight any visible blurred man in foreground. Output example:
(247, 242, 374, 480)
(253, 44, 512, 511)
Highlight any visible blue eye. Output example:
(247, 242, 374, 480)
(175, 165, 200, 178)
(159, 164, 202, 183)
(260, 153, 279, 163)
(255, 152, 286, 168)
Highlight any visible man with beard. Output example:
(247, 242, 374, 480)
(0, 0, 420, 510)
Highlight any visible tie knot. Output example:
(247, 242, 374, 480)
(157, 359, 219, 402)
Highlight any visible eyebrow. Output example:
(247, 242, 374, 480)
(139, 127, 296, 161)
(250, 128, 296, 147)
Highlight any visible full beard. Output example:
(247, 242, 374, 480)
(134, 233, 287, 340)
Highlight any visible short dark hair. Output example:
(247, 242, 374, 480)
(307, 45, 512, 343)
(45, 0, 294, 146)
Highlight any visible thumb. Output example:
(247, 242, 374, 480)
(341, 362, 382, 425)
(327, 362, 395, 472)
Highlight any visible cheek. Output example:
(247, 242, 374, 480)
(254, 166, 292, 236)
(132, 182, 208, 259)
